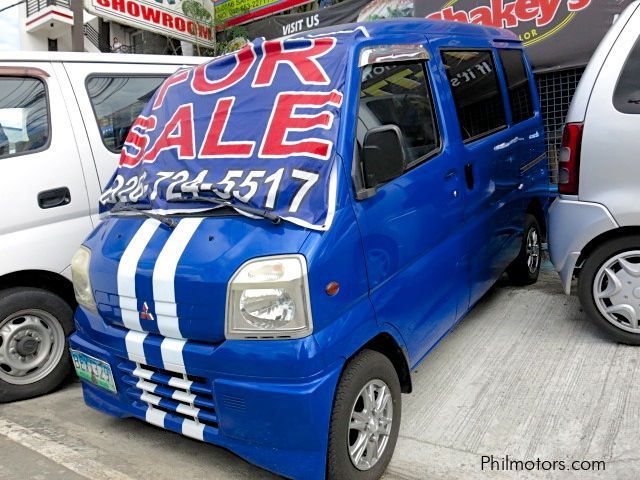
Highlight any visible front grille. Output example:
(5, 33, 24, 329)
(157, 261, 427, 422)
(118, 361, 219, 430)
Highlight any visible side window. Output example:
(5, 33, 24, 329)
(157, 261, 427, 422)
(86, 75, 166, 153)
(441, 50, 506, 142)
(613, 37, 640, 114)
(0, 76, 49, 159)
(358, 61, 440, 167)
(498, 49, 535, 123)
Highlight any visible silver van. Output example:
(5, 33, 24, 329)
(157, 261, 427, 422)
(549, 1, 640, 344)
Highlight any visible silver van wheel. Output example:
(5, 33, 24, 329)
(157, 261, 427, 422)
(348, 379, 393, 471)
(593, 251, 640, 334)
(0, 309, 66, 385)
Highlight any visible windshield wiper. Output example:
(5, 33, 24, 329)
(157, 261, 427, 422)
(110, 204, 177, 229)
(167, 196, 282, 225)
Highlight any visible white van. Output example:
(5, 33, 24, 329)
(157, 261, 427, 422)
(0, 52, 204, 401)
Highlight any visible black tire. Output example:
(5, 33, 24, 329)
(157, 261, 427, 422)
(0, 287, 74, 403)
(327, 349, 401, 480)
(507, 214, 542, 286)
(578, 236, 640, 345)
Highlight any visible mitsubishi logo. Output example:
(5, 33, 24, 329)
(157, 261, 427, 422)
(139, 302, 155, 321)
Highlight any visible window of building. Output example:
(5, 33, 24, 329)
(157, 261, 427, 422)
(358, 61, 440, 168)
(499, 49, 535, 123)
(613, 37, 640, 114)
(441, 50, 507, 142)
(0, 76, 49, 159)
(86, 75, 166, 153)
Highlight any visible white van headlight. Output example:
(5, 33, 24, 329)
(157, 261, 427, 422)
(225, 255, 313, 340)
(71, 246, 97, 312)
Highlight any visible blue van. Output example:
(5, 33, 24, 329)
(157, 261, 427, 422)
(69, 19, 551, 480)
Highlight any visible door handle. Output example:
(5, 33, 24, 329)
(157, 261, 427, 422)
(493, 136, 524, 151)
(38, 187, 71, 209)
(464, 163, 474, 190)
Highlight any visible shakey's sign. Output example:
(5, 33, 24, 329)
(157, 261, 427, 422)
(425, 0, 591, 39)
(414, 0, 634, 71)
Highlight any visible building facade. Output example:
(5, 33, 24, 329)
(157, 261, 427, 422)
(20, 0, 182, 54)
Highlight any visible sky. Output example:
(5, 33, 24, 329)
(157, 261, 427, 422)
(0, 1, 20, 51)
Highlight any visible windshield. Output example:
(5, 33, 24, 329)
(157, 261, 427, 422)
(99, 31, 365, 231)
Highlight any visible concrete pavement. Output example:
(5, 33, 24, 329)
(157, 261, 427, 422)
(1, 263, 638, 479)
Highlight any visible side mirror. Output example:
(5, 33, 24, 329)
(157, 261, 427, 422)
(361, 125, 407, 194)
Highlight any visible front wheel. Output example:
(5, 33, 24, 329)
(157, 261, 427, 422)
(0, 288, 74, 402)
(327, 349, 401, 480)
(579, 236, 640, 345)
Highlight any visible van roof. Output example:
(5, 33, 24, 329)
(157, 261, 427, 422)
(0, 51, 207, 65)
(296, 18, 519, 43)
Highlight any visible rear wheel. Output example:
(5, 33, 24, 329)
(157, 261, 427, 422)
(579, 236, 640, 345)
(327, 349, 401, 480)
(507, 214, 542, 286)
(0, 288, 74, 402)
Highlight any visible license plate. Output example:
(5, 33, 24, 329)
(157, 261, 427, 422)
(70, 349, 117, 393)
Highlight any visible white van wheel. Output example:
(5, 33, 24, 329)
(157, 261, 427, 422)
(0, 288, 74, 402)
(579, 237, 640, 345)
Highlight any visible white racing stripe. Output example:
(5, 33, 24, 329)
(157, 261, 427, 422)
(153, 218, 204, 338)
(181, 418, 205, 441)
(125, 331, 148, 364)
(145, 407, 167, 428)
(0, 418, 137, 480)
(168, 376, 193, 390)
(117, 218, 161, 331)
(160, 337, 188, 374)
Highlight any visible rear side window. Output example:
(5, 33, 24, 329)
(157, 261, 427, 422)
(358, 61, 440, 167)
(0, 76, 49, 159)
(441, 50, 506, 142)
(613, 38, 640, 114)
(498, 49, 535, 123)
(86, 76, 166, 152)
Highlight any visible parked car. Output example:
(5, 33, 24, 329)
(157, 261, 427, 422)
(69, 20, 552, 480)
(0, 52, 205, 402)
(549, 1, 640, 345)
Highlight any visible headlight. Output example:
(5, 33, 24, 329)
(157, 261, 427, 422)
(226, 255, 312, 340)
(71, 246, 97, 312)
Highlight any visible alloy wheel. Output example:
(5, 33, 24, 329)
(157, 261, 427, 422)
(526, 227, 541, 274)
(348, 379, 394, 471)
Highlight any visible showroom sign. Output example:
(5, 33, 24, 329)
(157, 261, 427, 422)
(84, 0, 216, 47)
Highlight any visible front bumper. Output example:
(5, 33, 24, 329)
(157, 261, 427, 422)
(548, 197, 618, 294)
(70, 308, 342, 480)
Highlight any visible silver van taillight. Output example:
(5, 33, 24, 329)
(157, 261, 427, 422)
(558, 123, 584, 195)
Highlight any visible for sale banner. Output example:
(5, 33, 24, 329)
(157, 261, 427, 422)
(84, 0, 216, 48)
(214, 0, 315, 27)
(246, 0, 633, 72)
(100, 29, 365, 230)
